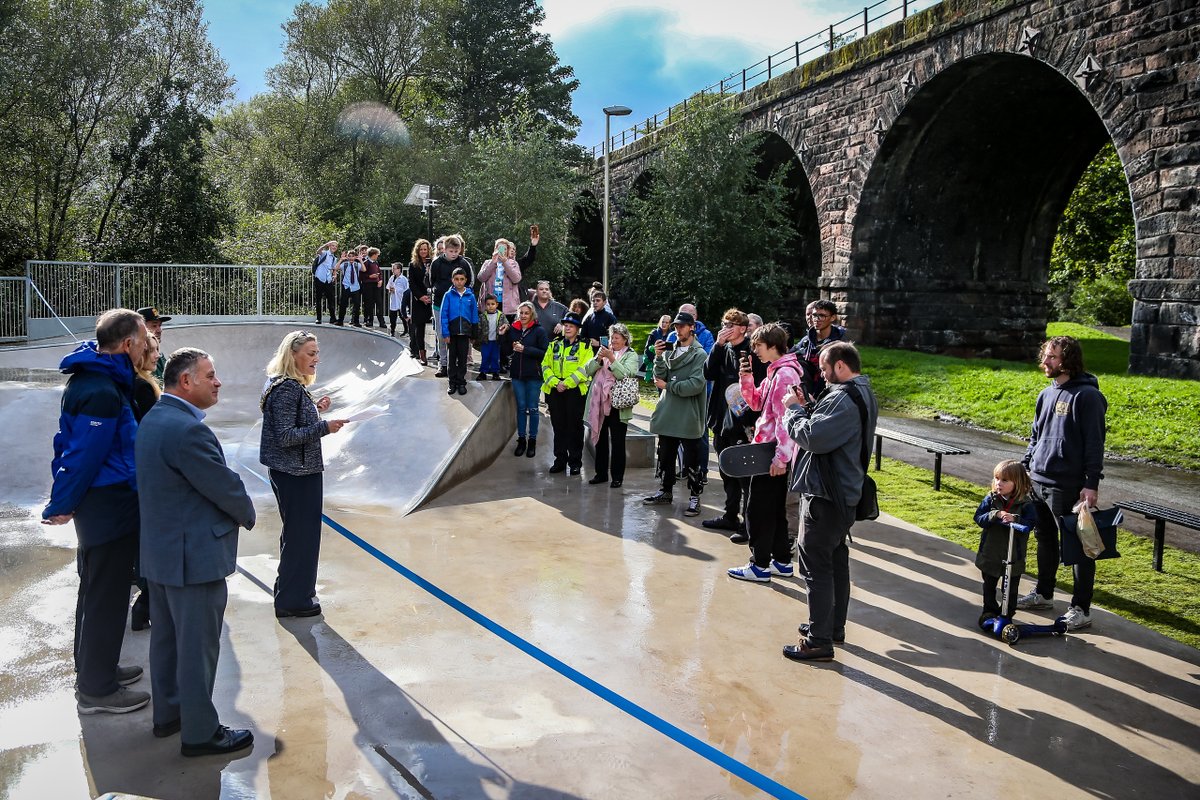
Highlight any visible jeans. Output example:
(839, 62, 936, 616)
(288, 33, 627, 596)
(798, 495, 853, 646)
(432, 306, 448, 365)
(512, 379, 541, 438)
(746, 473, 791, 568)
(480, 341, 500, 373)
(656, 435, 704, 495)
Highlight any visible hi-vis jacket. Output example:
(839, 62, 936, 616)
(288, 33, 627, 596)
(541, 338, 594, 395)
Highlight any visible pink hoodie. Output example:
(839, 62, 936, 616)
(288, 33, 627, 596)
(739, 352, 804, 469)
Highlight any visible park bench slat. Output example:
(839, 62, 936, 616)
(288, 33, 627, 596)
(1113, 499, 1200, 572)
(873, 427, 970, 491)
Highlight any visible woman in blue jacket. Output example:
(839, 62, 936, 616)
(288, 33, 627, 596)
(506, 301, 549, 457)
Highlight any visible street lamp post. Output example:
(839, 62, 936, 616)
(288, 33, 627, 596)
(602, 105, 632, 294)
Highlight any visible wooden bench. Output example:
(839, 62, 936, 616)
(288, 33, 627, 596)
(1113, 500, 1200, 572)
(873, 428, 970, 491)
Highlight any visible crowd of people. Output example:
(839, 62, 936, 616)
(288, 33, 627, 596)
(41, 253, 1108, 753)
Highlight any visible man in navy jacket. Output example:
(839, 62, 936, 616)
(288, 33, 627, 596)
(44, 309, 151, 715)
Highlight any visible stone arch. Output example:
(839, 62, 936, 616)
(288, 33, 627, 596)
(747, 130, 822, 308)
(569, 190, 602, 292)
(848, 52, 1120, 360)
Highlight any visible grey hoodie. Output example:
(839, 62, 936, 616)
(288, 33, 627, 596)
(784, 375, 878, 505)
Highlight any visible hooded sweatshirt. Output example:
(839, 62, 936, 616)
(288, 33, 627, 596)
(649, 340, 708, 439)
(1022, 372, 1107, 490)
(739, 352, 805, 471)
(44, 342, 139, 521)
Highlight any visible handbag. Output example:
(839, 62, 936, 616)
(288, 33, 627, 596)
(610, 376, 639, 409)
(1059, 506, 1122, 565)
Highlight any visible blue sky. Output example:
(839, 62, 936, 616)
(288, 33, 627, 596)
(202, 0, 935, 150)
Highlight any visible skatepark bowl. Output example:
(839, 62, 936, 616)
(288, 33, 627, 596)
(0, 321, 1197, 799)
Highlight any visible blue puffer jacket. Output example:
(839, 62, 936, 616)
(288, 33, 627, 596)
(44, 342, 139, 519)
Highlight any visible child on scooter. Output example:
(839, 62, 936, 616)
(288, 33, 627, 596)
(973, 460, 1038, 627)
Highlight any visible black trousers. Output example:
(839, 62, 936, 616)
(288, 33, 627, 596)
(388, 309, 408, 336)
(269, 469, 323, 612)
(313, 278, 336, 321)
(798, 495, 854, 646)
(982, 570, 1022, 616)
(1031, 481, 1096, 612)
(547, 388, 586, 468)
(656, 435, 704, 495)
(712, 426, 749, 522)
(592, 407, 628, 481)
(447, 335, 471, 387)
(363, 285, 385, 325)
(338, 287, 361, 325)
(746, 473, 791, 568)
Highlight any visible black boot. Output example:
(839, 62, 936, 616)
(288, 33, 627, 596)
(131, 592, 150, 631)
(525, 437, 536, 457)
(514, 437, 527, 457)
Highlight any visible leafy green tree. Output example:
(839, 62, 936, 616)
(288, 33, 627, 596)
(427, 0, 579, 143)
(219, 198, 347, 265)
(1049, 143, 1135, 324)
(617, 98, 797, 317)
(442, 110, 583, 288)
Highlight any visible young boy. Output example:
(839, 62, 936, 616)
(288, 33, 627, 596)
(440, 267, 479, 395)
(478, 294, 508, 381)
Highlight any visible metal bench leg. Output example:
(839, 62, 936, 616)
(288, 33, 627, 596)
(933, 453, 943, 491)
(874, 434, 882, 471)
(1153, 519, 1166, 572)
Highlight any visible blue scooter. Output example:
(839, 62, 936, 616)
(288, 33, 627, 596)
(980, 523, 1067, 645)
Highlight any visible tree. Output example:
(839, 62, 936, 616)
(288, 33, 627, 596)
(1049, 143, 1135, 325)
(442, 111, 583, 288)
(427, 0, 579, 143)
(617, 99, 797, 316)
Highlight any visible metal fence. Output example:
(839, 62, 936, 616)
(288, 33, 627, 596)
(25, 261, 314, 326)
(0, 277, 27, 342)
(588, 0, 941, 160)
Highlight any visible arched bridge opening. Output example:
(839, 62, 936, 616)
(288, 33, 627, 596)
(849, 52, 1118, 361)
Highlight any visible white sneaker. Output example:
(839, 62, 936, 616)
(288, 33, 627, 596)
(1062, 605, 1092, 630)
(727, 562, 771, 582)
(1016, 591, 1053, 610)
(768, 559, 794, 577)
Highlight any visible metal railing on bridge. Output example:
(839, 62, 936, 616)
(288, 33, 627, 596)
(19, 261, 314, 341)
(588, 0, 941, 160)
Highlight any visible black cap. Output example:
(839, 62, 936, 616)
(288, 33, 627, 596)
(672, 311, 695, 326)
(137, 307, 171, 323)
(561, 313, 583, 328)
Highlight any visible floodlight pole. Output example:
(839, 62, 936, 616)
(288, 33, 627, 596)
(602, 105, 632, 294)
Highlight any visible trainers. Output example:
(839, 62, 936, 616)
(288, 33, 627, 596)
(643, 490, 672, 505)
(701, 516, 739, 531)
(1016, 591, 1053, 610)
(116, 665, 143, 686)
(684, 496, 701, 516)
(1061, 605, 1092, 631)
(727, 562, 771, 582)
(77, 686, 151, 715)
(768, 559, 794, 577)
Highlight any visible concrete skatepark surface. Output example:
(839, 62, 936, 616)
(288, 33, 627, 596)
(0, 322, 1198, 799)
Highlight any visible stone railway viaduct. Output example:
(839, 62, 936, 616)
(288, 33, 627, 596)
(586, 0, 1199, 378)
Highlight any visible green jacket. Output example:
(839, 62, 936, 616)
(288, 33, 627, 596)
(649, 342, 707, 439)
(541, 337, 593, 395)
(583, 348, 641, 423)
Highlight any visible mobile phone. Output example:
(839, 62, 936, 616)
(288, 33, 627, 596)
(498, 243, 507, 256)
(600, 336, 609, 347)
(530, 224, 539, 238)
(663, 341, 676, 353)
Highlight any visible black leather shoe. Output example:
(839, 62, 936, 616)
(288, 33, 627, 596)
(457, 385, 467, 395)
(434, 369, 447, 378)
(153, 718, 181, 738)
(548, 462, 566, 474)
(130, 594, 150, 631)
(610, 480, 623, 488)
(588, 475, 608, 485)
(782, 641, 835, 662)
(181, 725, 254, 757)
(729, 530, 750, 544)
(275, 604, 322, 619)
(447, 384, 457, 395)
(701, 516, 739, 531)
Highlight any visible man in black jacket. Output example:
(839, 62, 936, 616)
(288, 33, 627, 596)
(701, 308, 765, 541)
(1017, 335, 1108, 631)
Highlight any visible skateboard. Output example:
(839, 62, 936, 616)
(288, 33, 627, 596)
(718, 441, 776, 478)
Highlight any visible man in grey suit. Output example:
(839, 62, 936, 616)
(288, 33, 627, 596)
(136, 347, 257, 757)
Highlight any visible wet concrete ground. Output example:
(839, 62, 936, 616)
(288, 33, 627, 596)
(1, 325, 1198, 799)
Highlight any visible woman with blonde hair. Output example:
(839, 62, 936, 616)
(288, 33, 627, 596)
(259, 331, 350, 618)
(132, 333, 162, 422)
(409, 239, 434, 365)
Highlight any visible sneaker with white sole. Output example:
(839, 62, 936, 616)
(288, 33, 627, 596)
(684, 495, 701, 516)
(727, 562, 771, 582)
(1016, 590, 1053, 610)
(768, 560, 794, 577)
(1061, 605, 1092, 630)
(76, 686, 151, 715)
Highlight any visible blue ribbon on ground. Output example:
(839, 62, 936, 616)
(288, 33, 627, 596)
(318, 512, 808, 800)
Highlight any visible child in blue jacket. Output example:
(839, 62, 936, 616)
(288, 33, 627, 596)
(974, 459, 1038, 626)
(440, 267, 479, 395)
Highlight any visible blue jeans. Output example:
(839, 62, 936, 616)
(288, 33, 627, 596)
(512, 379, 541, 438)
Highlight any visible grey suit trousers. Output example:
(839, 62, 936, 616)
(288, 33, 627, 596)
(148, 579, 227, 744)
